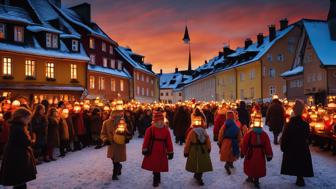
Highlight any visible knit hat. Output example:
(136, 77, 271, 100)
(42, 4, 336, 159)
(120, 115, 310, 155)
(152, 111, 164, 122)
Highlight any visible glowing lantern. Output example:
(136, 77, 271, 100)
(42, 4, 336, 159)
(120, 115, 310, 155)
(113, 118, 127, 145)
(116, 100, 124, 111)
(12, 100, 20, 107)
(61, 109, 69, 119)
(94, 97, 100, 105)
(314, 122, 325, 133)
(272, 95, 279, 100)
(0, 113, 3, 120)
(98, 102, 104, 107)
(193, 117, 203, 126)
(103, 106, 110, 112)
(83, 104, 90, 111)
(74, 105, 81, 113)
(252, 113, 263, 128)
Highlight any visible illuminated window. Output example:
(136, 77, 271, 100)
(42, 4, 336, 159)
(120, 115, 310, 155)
(70, 64, 77, 79)
(25, 60, 35, 77)
(269, 86, 276, 96)
(110, 59, 116, 69)
(46, 33, 58, 48)
(89, 38, 95, 49)
(0, 23, 5, 39)
(14, 26, 24, 42)
(3, 57, 11, 75)
(90, 54, 95, 65)
(117, 60, 122, 70)
(109, 45, 113, 54)
(46, 63, 55, 79)
(52, 34, 58, 48)
(120, 80, 124, 91)
(102, 42, 106, 52)
(89, 76, 95, 89)
(46, 33, 52, 47)
(111, 79, 116, 91)
(99, 77, 105, 90)
(103, 58, 108, 67)
(72, 40, 79, 51)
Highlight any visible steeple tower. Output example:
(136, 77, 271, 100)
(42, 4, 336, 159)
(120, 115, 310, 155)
(183, 25, 192, 72)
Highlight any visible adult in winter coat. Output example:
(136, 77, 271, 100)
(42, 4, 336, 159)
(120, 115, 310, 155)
(101, 110, 128, 181)
(281, 100, 314, 187)
(241, 123, 273, 188)
(0, 111, 11, 159)
(138, 110, 152, 138)
(173, 106, 191, 145)
(213, 107, 226, 141)
(59, 110, 70, 157)
(218, 111, 241, 175)
(72, 111, 86, 149)
(142, 111, 174, 187)
(266, 99, 285, 145)
(0, 108, 37, 189)
(90, 108, 102, 149)
(184, 113, 212, 186)
(236, 101, 251, 128)
(47, 108, 59, 161)
(82, 109, 92, 146)
(31, 104, 48, 162)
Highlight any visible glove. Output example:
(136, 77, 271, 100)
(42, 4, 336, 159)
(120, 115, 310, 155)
(142, 149, 149, 156)
(104, 140, 111, 146)
(168, 153, 174, 160)
(241, 154, 245, 159)
(184, 153, 189, 158)
(266, 157, 272, 162)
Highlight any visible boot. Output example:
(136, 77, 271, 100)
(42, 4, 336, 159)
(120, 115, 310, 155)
(118, 163, 122, 175)
(153, 173, 160, 187)
(253, 178, 260, 188)
(112, 168, 119, 181)
(246, 177, 253, 183)
(194, 173, 204, 186)
(296, 177, 305, 187)
(229, 162, 234, 168)
(158, 173, 161, 184)
(274, 134, 279, 145)
(225, 163, 231, 175)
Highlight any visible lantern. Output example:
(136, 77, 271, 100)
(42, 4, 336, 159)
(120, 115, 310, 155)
(83, 104, 90, 111)
(314, 122, 325, 133)
(113, 118, 127, 145)
(94, 97, 100, 105)
(193, 117, 203, 126)
(12, 100, 20, 107)
(116, 100, 124, 111)
(272, 94, 279, 100)
(61, 109, 69, 119)
(98, 102, 104, 107)
(103, 106, 110, 112)
(0, 113, 3, 120)
(252, 113, 263, 127)
(74, 105, 81, 113)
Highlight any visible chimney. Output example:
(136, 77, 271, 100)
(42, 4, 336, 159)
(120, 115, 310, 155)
(160, 69, 162, 74)
(280, 18, 289, 31)
(204, 60, 208, 65)
(257, 33, 264, 47)
(223, 46, 232, 57)
(175, 67, 179, 73)
(70, 3, 91, 24)
(328, 0, 336, 40)
(49, 0, 61, 8)
(269, 25, 276, 42)
(218, 51, 224, 57)
(244, 38, 253, 49)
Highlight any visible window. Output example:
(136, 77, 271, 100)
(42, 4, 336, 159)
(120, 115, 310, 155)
(269, 86, 276, 96)
(46, 33, 58, 48)
(250, 87, 254, 98)
(151, 90, 154, 97)
(89, 38, 95, 49)
(179, 92, 182, 97)
(312, 73, 316, 82)
(166, 92, 169, 96)
(267, 54, 273, 62)
(70, 64, 77, 79)
(89, 76, 95, 89)
(102, 42, 106, 52)
(25, 60, 35, 77)
(110, 59, 116, 69)
(250, 69, 255, 80)
(103, 58, 108, 67)
(46, 63, 55, 79)
(141, 74, 144, 81)
(317, 72, 322, 81)
(137, 86, 140, 95)
(146, 76, 149, 83)
(277, 54, 284, 62)
(160, 92, 163, 96)
(14, 26, 24, 42)
(146, 88, 149, 96)
(151, 79, 154, 84)
(0, 23, 5, 39)
(240, 89, 244, 99)
(109, 45, 113, 54)
(111, 79, 116, 91)
(120, 80, 124, 92)
(72, 40, 79, 51)
(282, 85, 286, 94)
(269, 68, 276, 78)
(141, 87, 145, 96)
(137, 73, 140, 80)
(3, 57, 11, 75)
(99, 77, 105, 90)
(90, 54, 96, 65)
(117, 60, 122, 70)
(263, 66, 266, 76)
(240, 73, 245, 81)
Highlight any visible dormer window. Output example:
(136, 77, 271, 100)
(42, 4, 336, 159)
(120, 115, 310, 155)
(90, 54, 96, 65)
(89, 37, 95, 49)
(0, 23, 5, 39)
(102, 42, 106, 52)
(46, 33, 58, 48)
(109, 45, 113, 54)
(14, 26, 24, 42)
(110, 59, 116, 69)
(117, 60, 122, 70)
(71, 39, 79, 52)
(103, 58, 108, 67)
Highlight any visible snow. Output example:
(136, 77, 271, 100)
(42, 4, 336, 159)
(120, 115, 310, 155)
(281, 66, 304, 77)
(159, 72, 193, 89)
(27, 25, 62, 34)
(303, 20, 336, 66)
(0, 4, 33, 24)
(0, 83, 85, 92)
(116, 46, 155, 75)
(3, 127, 333, 189)
(88, 64, 131, 78)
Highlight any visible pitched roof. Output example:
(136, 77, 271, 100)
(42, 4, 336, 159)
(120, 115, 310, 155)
(159, 72, 193, 89)
(281, 66, 304, 77)
(87, 64, 131, 79)
(303, 20, 336, 66)
(0, 4, 33, 24)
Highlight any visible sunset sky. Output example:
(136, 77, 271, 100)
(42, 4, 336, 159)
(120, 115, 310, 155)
(65, 0, 329, 73)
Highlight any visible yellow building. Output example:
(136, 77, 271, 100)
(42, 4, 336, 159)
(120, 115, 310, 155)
(236, 61, 261, 100)
(215, 68, 236, 101)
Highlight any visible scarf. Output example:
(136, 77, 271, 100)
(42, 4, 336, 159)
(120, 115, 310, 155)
(193, 127, 207, 143)
(223, 119, 240, 157)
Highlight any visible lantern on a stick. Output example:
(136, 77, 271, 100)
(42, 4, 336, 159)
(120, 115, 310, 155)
(113, 118, 127, 145)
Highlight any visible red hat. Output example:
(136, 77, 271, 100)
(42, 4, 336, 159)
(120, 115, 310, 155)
(153, 111, 164, 122)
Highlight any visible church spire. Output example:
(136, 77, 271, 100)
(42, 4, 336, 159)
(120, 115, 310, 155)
(183, 25, 192, 72)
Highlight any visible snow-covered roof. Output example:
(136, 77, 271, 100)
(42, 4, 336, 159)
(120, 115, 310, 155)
(281, 66, 304, 77)
(159, 72, 193, 89)
(0, 83, 85, 92)
(116, 46, 154, 75)
(196, 55, 224, 71)
(303, 20, 336, 66)
(87, 64, 131, 79)
(0, 4, 33, 24)
(27, 25, 62, 34)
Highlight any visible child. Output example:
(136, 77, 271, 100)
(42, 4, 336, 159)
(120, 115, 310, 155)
(184, 111, 213, 186)
(141, 111, 174, 187)
(241, 112, 273, 188)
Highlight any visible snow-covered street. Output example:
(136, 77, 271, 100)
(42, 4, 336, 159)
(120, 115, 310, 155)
(2, 128, 335, 189)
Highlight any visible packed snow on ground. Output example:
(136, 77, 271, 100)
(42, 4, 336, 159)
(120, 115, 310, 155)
(1, 127, 336, 189)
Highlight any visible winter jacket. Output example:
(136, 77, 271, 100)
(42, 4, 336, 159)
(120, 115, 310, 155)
(218, 121, 242, 162)
(213, 113, 226, 141)
(30, 115, 48, 147)
(280, 116, 314, 177)
(173, 110, 191, 138)
(142, 125, 173, 172)
(72, 112, 86, 136)
(47, 117, 59, 148)
(266, 103, 285, 134)
(0, 121, 37, 186)
(90, 114, 102, 136)
(236, 107, 250, 127)
(59, 118, 69, 141)
(241, 129, 273, 178)
(138, 115, 152, 136)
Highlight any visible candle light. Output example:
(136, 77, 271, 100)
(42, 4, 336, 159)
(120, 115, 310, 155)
(12, 100, 20, 107)
(61, 109, 69, 119)
(74, 105, 81, 113)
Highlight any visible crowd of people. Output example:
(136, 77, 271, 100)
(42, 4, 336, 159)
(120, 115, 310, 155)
(0, 97, 323, 189)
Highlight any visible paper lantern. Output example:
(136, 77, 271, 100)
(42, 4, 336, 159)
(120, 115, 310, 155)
(61, 109, 69, 119)
(193, 117, 203, 126)
(83, 104, 90, 111)
(113, 118, 127, 145)
(74, 105, 81, 113)
(103, 106, 110, 112)
(12, 100, 20, 107)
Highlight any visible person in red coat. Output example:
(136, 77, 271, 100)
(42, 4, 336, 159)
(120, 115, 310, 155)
(141, 110, 174, 187)
(213, 106, 226, 141)
(241, 113, 273, 188)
